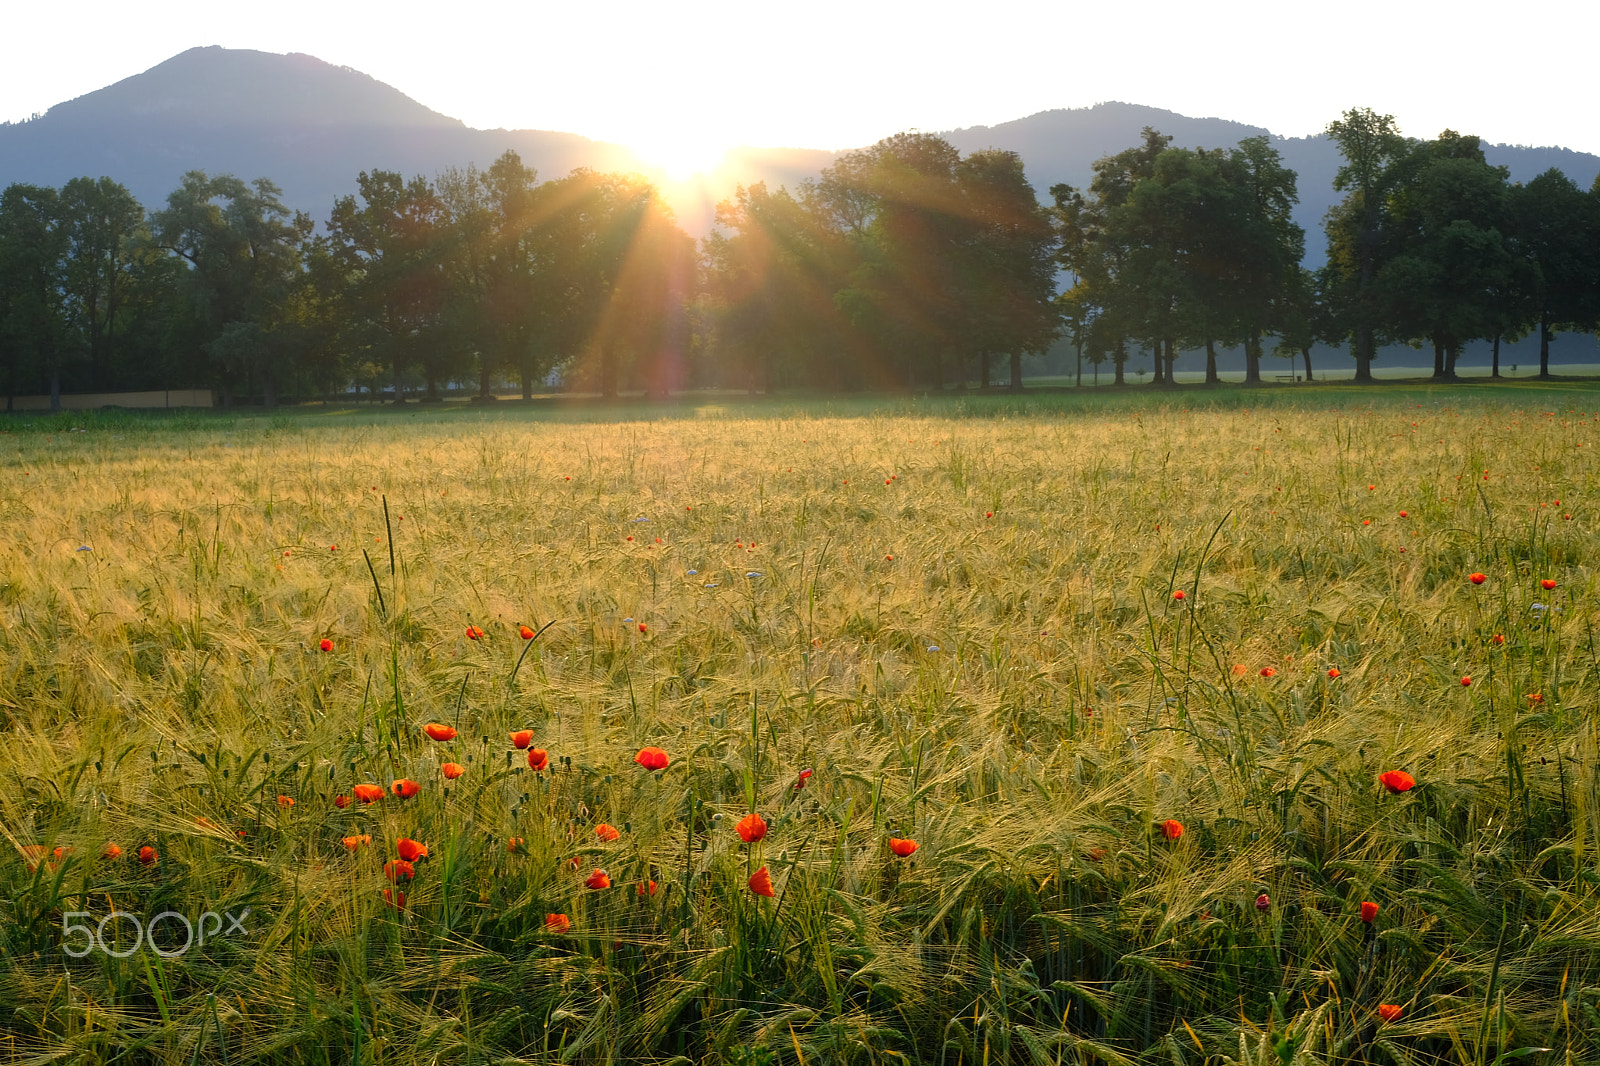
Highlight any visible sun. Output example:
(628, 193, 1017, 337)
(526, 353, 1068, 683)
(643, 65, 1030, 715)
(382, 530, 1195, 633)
(627, 134, 729, 182)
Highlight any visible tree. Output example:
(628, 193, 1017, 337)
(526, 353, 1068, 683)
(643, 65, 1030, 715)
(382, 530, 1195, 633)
(152, 172, 310, 406)
(0, 184, 68, 409)
(57, 177, 145, 390)
(1511, 168, 1600, 377)
(325, 170, 449, 403)
(1323, 108, 1410, 381)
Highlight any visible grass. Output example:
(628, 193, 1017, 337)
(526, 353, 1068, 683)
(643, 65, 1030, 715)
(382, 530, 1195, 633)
(3, 388, 1600, 1065)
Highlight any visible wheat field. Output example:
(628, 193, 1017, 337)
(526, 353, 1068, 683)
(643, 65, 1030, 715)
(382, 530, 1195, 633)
(3, 388, 1600, 1065)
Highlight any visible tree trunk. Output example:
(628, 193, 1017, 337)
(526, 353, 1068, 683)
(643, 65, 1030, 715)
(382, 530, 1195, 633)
(1164, 338, 1176, 384)
(1539, 313, 1552, 378)
(1009, 351, 1022, 391)
(1354, 329, 1374, 382)
(1301, 345, 1314, 382)
(1075, 337, 1083, 387)
(1444, 343, 1460, 378)
(1432, 339, 1446, 378)
(1113, 340, 1126, 386)
(1491, 335, 1500, 378)
(1205, 339, 1219, 384)
(1244, 333, 1262, 384)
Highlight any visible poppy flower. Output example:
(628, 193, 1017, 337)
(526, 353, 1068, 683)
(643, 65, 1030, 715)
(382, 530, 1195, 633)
(352, 783, 385, 804)
(510, 730, 534, 749)
(1378, 770, 1416, 794)
(1460, 676, 1472, 687)
(1469, 573, 1486, 585)
(424, 723, 457, 742)
(319, 638, 334, 651)
(385, 859, 415, 881)
(1398, 511, 1407, 518)
(585, 868, 611, 890)
(507, 837, 524, 852)
(794, 769, 813, 789)
(748, 866, 775, 897)
(634, 746, 670, 771)
(332, 793, 350, 808)
(527, 748, 549, 772)
(139, 846, 158, 865)
(544, 913, 570, 933)
(1491, 634, 1505, 645)
(1171, 589, 1185, 600)
(519, 625, 535, 640)
(396, 838, 429, 862)
(342, 834, 371, 851)
(101, 842, 122, 860)
(1231, 664, 1248, 676)
(638, 622, 648, 633)
(889, 837, 919, 857)
(1259, 666, 1276, 678)
(465, 625, 484, 640)
(736, 812, 767, 844)
(383, 888, 406, 911)
(1327, 668, 1341, 679)
(595, 823, 620, 842)
(277, 795, 295, 807)
(1541, 579, 1557, 590)
(441, 762, 464, 779)
(1376, 1004, 1403, 1023)
(638, 879, 658, 897)
(1255, 893, 1271, 910)
(1161, 819, 1184, 841)
(1360, 901, 1379, 923)
(391, 779, 421, 799)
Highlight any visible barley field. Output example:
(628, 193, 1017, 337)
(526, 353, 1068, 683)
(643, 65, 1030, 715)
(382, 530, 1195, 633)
(4, 387, 1600, 1066)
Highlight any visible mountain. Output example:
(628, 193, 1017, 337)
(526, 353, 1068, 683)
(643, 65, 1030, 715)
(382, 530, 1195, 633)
(5, 47, 1597, 258)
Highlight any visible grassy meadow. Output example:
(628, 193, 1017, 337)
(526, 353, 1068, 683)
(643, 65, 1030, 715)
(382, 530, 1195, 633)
(4, 386, 1600, 1065)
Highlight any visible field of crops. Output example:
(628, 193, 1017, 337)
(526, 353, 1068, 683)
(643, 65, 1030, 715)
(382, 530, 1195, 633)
(4, 386, 1600, 1066)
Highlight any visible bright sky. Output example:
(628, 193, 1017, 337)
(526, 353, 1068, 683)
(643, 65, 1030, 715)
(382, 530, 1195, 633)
(4, 0, 1597, 173)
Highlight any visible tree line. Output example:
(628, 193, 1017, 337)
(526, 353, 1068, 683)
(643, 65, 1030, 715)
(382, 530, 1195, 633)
(2, 108, 1598, 409)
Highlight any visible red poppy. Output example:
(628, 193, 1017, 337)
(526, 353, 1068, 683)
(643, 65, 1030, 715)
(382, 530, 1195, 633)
(396, 838, 429, 862)
(465, 625, 484, 640)
(101, 842, 122, 860)
(544, 913, 570, 933)
(736, 812, 768, 843)
(1541, 578, 1557, 590)
(1378, 770, 1415, 794)
(507, 836, 524, 851)
(1469, 572, 1486, 584)
(638, 622, 648, 633)
(748, 866, 775, 897)
(1172, 590, 1185, 600)
(342, 834, 371, 851)
(277, 795, 295, 807)
(1360, 901, 1379, 923)
(1398, 511, 1408, 518)
(1460, 676, 1472, 687)
(1161, 819, 1184, 841)
(319, 638, 334, 651)
(1491, 634, 1505, 645)
(391, 779, 420, 799)
(794, 769, 814, 789)
(595, 823, 620, 842)
(528, 748, 549, 771)
(510, 729, 534, 749)
(1327, 667, 1341, 679)
(638, 879, 658, 897)
(634, 746, 670, 771)
(138, 846, 158, 865)
(889, 837, 919, 857)
(1376, 1004, 1403, 1023)
(385, 859, 415, 881)
(441, 762, 464, 779)
(519, 625, 535, 640)
(585, 868, 611, 890)
(424, 723, 457, 742)
(383, 888, 406, 911)
(1259, 667, 1276, 678)
(352, 783, 385, 804)
(1255, 893, 1271, 910)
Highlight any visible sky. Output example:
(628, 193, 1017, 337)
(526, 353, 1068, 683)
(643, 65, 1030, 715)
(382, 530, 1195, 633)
(4, 0, 1598, 173)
